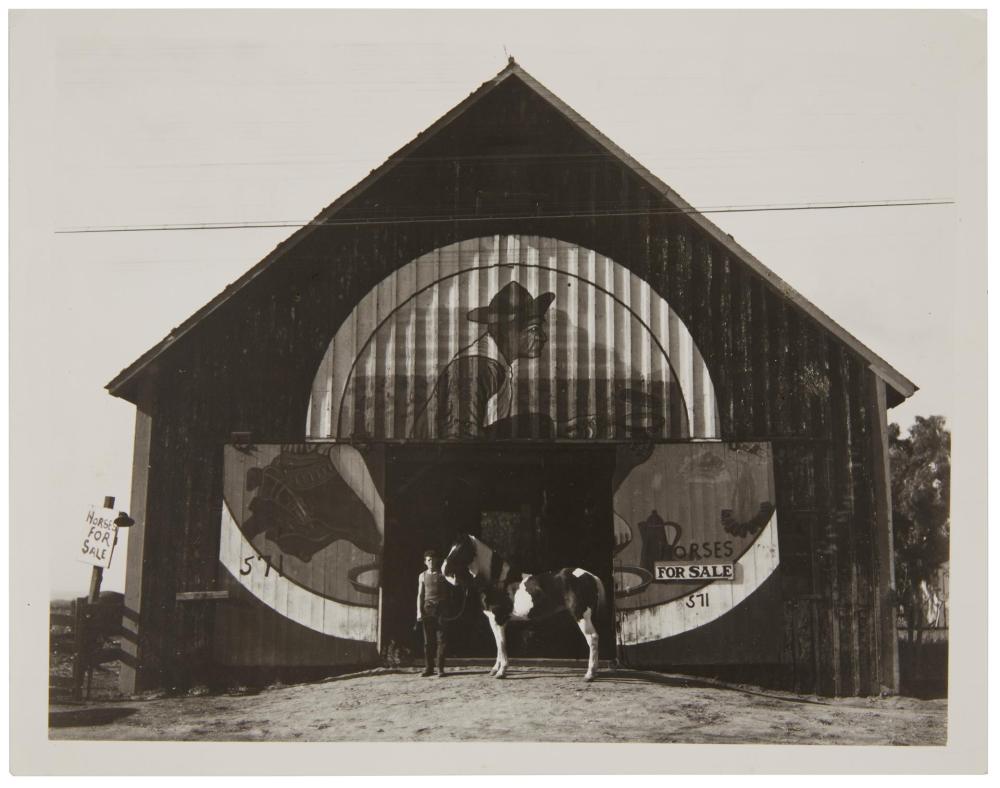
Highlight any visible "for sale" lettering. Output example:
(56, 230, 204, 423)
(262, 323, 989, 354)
(653, 562, 735, 581)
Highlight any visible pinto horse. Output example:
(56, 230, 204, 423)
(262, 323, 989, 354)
(441, 533, 606, 681)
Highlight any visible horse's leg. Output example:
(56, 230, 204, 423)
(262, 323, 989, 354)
(495, 622, 509, 679)
(576, 608, 599, 682)
(483, 611, 502, 676)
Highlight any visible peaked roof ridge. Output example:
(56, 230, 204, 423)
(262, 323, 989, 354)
(107, 59, 915, 404)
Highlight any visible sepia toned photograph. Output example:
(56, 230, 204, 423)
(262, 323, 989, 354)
(10, 8, 987, 774)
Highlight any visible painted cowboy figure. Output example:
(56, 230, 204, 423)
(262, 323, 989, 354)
(416, 549, 450, 677)
(411, 281, 554, 440)
(409, 279, 663, 440)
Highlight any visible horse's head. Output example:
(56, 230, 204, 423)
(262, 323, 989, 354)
(441, 533, 478, 589)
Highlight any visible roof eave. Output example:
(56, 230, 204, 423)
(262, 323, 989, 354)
(106, 61, 526, 402)
(503, 63, 918, 404)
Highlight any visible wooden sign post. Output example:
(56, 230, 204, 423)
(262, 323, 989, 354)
(73, 495, 132, 700)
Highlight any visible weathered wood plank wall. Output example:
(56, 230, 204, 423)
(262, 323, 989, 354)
(118, 74, 891, 696)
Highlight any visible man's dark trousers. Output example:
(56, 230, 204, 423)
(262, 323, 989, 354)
(421, 611, 448, 673)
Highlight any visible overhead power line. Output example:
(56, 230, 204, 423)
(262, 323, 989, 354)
(55, 198, 953, 235)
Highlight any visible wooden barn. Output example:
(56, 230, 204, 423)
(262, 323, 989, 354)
(107, 60, 915, 698)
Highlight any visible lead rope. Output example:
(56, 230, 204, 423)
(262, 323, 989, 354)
(442, 584, 470, 623)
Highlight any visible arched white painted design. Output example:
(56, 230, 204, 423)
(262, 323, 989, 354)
(307, 235, 720, 441)
(612, 442, 779, 643)
(220, 501, 378, 642)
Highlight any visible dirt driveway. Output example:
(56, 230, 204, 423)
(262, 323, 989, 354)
(49, 666, 946, 745)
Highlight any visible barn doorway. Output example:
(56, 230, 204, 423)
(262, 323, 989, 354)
(382, 445, 617, 661)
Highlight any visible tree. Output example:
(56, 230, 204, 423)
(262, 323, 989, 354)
(888, 415, 950, 641)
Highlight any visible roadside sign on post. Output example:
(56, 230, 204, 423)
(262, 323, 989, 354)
(78, 504, 119, 569)
(73, 496, 131, 700)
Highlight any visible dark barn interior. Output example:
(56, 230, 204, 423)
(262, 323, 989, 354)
(383, 445, 617, 660)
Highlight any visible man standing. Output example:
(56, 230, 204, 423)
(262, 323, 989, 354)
(416, 549, 450, 677)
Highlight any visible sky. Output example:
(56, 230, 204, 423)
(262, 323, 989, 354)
(9, 10, 985, 598)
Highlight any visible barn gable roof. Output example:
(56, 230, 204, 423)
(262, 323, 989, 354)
(106, 59, 916, 406)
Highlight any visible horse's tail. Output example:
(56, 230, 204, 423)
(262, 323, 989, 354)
(593, 572, 608, 624)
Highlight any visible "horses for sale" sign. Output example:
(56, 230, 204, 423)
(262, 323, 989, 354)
(653, 562, 735, 581)
(78, 506, 119, 569)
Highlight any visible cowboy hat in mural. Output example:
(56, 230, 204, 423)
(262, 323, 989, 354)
(465, 281, 555, 327)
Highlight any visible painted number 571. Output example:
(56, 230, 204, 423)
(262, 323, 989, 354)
(240, 554, 283, 577)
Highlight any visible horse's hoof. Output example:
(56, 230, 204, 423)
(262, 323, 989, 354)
(584, 673, 595, 682)
(488, 668, 497, 676)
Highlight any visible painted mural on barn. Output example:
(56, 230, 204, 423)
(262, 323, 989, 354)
(215, 236, 777, 648)
(219, 443, 384, 644)
(306, 235, 721, 442)
(611, 441, 778, 645)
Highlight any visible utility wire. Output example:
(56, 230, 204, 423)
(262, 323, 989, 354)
(55, 198, 953, 235)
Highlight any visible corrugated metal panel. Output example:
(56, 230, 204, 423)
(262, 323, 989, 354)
(307, 235, 719, 441)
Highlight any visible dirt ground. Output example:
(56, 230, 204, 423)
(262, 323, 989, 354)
(49, 665, 947, 745)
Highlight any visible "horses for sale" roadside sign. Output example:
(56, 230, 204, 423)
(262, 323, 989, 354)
(78, 506, 119, 569)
